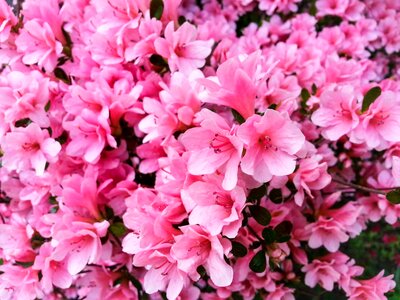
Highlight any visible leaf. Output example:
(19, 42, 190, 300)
(249, 250, 266, 273)
(150, 0, 164, 20)
(109, 222, 127, 237)
(300, 88, 310, 102)
(54, 67, 71, 85)
(386, 189, 400, 204)
(268, 189, 283, 204)
(262, 228, 276, 244)
(231, 241, 248, 257)
(15, 118, 32, 128)
(247, 184, 267, 202)
(45, 101, 51, 112)
(274, 221, 293, 242)
(361, 86, 381, 113)
(249, 205, 271, 226)
(232, 109, 245, 124)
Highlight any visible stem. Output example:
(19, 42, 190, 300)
(332, 177, 386, 195)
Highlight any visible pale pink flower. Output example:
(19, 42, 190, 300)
(182, 177, 246, 237)
(154, 22, 213, 74)
(1, 123, 61, 175)
(171, 225, 233, 287)
(15, 20, 63, 72)
(237, 109, 305, 182)
(311, 86, 360, 141)
(180, 109, 243, 190)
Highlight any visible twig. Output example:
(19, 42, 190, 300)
(332, 177, 386, 195)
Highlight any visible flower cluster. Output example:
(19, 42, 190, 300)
(0, 0, 399, 299)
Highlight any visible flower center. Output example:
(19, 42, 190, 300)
(210, 134, 233, 154)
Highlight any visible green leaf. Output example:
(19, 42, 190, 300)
(15, 261, 34, 268)
(311, 83, 317, 95)
(54, 67, 71, 85)
(232, 109, 245, 124)
(274, 221, 293, 242)
(361, 86, 381, 113)
(149, 54, 166, 66)
(231, 241, 248, 257)
(45, 101, 51, 112)
(268, 103, 277, 110)
(109, 222, 127, 237)
(268, 189, 283, 204)
(15, 118, 32, 128)
(247, 184, 267, 202)
(262, 227, 276, 244)
(150, 0, 164, 20)
(249, 205, 271, 226)
(0, 258, 3, 265)
(386, 189, 400, 204)
(300, 88, 311, 102)
(113, 277, 124, 286)
(249, 250, 266, 273)
(232, 292, 244, 300)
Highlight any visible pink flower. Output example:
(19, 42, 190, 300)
(306, 217, 349, 252)
(347, 271, 395, 300)
(15, 20, 63, 72)
(32, 243, 73, 292)
(0, 264, 42, 300)
(65, 107, 117, 163)
(291, 155, 331, 206)
(199, 52, 268, 119)
(316, 0, 350, 17)
(0, 0, 17, 42)
(353, 90, 400, 149)
(52, 220, 109, 276)
(237, 109, 305, 182)
(311, 86, 360, 141)
(266, 284, 295, 300)
(154, 22, 213, 74)
(171, 225, 233, 287)
(302, 258, 342, 291)
(180, 109, 243, 190)
(1, 123, 61, 175)
(182, 177, 246, 237)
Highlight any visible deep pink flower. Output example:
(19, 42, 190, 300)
(65, 107, 117, 163)
(15, 20, 63, 72)
(237, 109, 305, 182)
(0, 0, 17, 42)
(154, 22, 213, 74)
